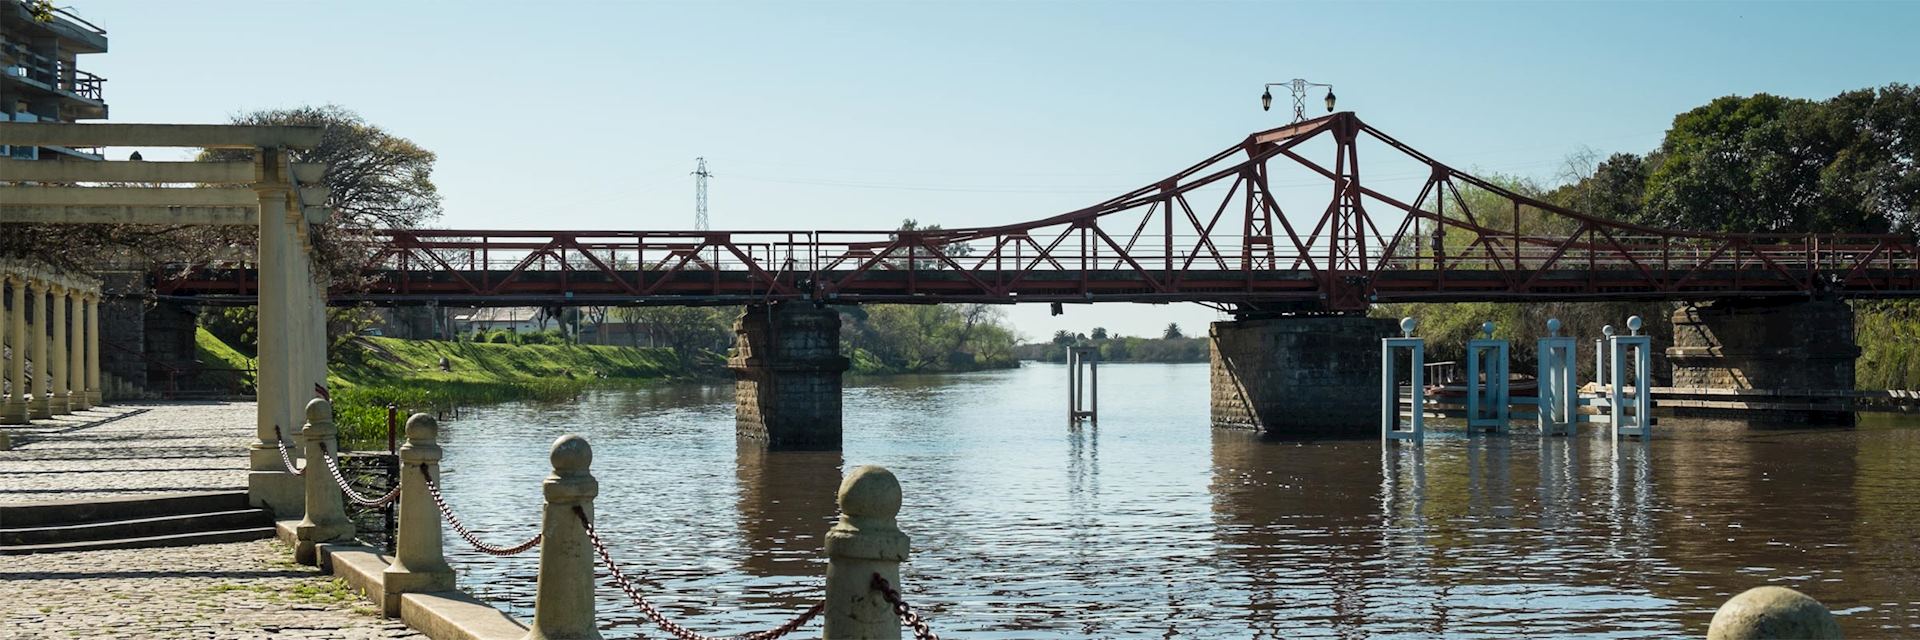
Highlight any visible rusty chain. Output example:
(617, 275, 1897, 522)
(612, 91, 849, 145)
(572, 506, 822, 640)
(872, 574, 940, 640)
(321, 450, 401, 507)
(420, 464, 542, 556)
(270, 425, 305, 477)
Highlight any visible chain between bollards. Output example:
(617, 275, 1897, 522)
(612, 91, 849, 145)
(572, 506, 823, 640)
(871, 574, 940, 640)
(320, 450, 401, 508)
(271, 424, 304, 476)
(419, 463, 542, 556)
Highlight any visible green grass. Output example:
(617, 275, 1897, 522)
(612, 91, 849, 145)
(194, 327, 256, 394)
(324, 336, 708, 447)
(1856, 302, 1920, 391)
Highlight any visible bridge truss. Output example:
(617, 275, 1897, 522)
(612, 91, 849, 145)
(158, 113, 1920, 311)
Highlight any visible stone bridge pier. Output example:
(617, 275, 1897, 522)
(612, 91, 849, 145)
(730, 303, 849, 450)
(1210, 314, 1397, 437)
(1668, 298, 1860, 424)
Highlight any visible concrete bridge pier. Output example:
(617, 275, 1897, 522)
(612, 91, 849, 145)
(1668, 299, 1860, 425)
(730, 303, 849, 450)
(1211, 314, 1397, 436)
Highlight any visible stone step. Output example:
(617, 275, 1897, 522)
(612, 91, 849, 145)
(1, 508, 274, 546)
(0, 526, 276, 555)
(0, 491, 251, 528)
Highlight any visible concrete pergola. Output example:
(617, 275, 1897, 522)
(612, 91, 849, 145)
(0, 122, 329, 514)
(0, 260, 102, 450)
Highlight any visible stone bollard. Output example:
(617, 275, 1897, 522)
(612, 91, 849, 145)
(295, 398, 356, 565)
(1708, 586, 1843, 639)
(382, 413, 455, 616)
(525, 435, 600, 640)
(824, 465, 909, 639)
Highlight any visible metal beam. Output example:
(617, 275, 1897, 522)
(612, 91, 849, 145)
(0, 123, 323, 149)
(0, 159, 256, 183)
(0, 205, 256, 225)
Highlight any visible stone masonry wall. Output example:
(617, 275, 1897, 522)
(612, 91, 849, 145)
(1667, 299, 1858, 391)
(1210, 315, 1396, 437)
(729, 304, 850, 450)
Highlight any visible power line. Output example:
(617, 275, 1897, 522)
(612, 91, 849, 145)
(692, 157, 713, 231)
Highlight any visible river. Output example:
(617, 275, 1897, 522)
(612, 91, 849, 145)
(431, 362, 1920, 638)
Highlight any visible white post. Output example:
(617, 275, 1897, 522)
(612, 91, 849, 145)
(824, 465, 909, 639)
(249, 148, 303, 514)
(1382, 317, 1425, 443)
(27, 281, 49, 420)
(1610, 316, 1653, 439)
(85, 292, 101, 407)
(1537, 319, 1577, 436)
(294, 398, 354, 565)
(49, 285, 69, 415)
(383, 413, 454, 616)
(68, 289, 88, 411)
(1465, 321, 1510, 434)
(525, 435, 599, 640)
(1, 276, 22, 424)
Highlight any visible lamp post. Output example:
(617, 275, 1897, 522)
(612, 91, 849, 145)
(1261, 79, 1337, 123)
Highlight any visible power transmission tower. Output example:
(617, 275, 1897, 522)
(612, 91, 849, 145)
(691, 157, 713, 231)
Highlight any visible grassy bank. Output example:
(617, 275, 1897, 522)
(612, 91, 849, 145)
(325, 337, 706, 447)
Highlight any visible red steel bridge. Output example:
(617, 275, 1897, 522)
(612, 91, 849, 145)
(158, 112, 1920, 312)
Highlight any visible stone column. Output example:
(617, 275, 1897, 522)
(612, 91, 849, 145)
(382, 413, 455, 616)
(294, 398, 354, 565)
(249, 148, 303, 514)
(729, 303, 850, 450)
(0, 277, 23, 425)
(68, 289, 89, 411)
(524, 434, 599, 640)
(28, 281, 49, 420)
(49, 285, 69, 415)
(1668, 299, 1859, 425)
(1210, 314, 1397, 436)
(824, 465, 909, 639)
(85, 293, 102, 407)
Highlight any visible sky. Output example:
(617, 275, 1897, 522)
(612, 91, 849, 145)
(67, 0, 1920, 340)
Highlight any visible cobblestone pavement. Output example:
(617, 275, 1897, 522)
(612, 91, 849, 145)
(0, 539, 422, 639)
(0, 402, 253, 504)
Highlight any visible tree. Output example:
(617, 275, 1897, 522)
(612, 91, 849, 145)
(1163, 323, 1184, 339)
(1090, 327, 1109, 340)
(614, 306, 733, 368)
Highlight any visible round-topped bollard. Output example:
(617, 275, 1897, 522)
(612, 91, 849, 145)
(825, 465, 911, 639)
(527, 434, 599, 640)
(1627, 314, 1644, 335)
(551, 433, 593, 475)
(1400, 317, 1418, 338)
(1707, 586, 1842, 639)
(384, 413, 454, 615)
(294, 398, 353, 565)
(1481, 321, 1496, 339)
(1546, 318, 1562, 337)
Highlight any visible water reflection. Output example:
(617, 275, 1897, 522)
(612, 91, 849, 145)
(432, 364, 1920, 638)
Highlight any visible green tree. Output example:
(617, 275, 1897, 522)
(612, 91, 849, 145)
(1163, 323, 1184, 339)
(1090, 327, 1109, 340)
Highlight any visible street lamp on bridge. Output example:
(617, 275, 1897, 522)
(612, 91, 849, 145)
(1261, 79, 1336, 123)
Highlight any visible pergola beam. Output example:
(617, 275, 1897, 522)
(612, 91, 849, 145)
(2, 185, 262, 207)
(0, 159, 256, 183)
(0, 123, 323, 149)
(0, 204, 332, 226)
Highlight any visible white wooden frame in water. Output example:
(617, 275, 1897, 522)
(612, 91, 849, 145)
(1381, 317, 1425, 443)
(1609, 316, 1654, 439)
(1536, 319, 1579, 437)
(1466, 321, 1511, 434)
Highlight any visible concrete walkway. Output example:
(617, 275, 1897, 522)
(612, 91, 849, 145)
(0, 401, 421, 639)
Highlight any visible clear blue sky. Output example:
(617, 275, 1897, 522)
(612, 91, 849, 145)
(75, 0, 1920, 339)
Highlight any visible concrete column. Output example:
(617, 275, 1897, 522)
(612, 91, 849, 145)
(1, 277, 22, 424)
(1210, 314, 1396, 436)
(28, 282, 49, 420)
(1668, 299, 1859, 424)
(68, 290, 89, 411)
(249, 148, 304, 514)
(383, 413, 454, 616)
(49, 285, 69, 415)
(85, 293, 101, 407)
(824, 465, 908, 639)
(294, 398, 354, 565)
(729, 303, 850, 450)
(524, 434, 599, 640)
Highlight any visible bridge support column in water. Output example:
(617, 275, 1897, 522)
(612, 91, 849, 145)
(730, 303, 850, 450)
(1210, 314, 1397, 436)
(1667, 298, 1860, 425)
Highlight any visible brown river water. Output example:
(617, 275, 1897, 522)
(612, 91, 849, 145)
(432, 362, 1920, 638)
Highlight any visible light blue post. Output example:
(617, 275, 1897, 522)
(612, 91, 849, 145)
(1537, 319, 1578, 436)
(1465, 321, 1510, 433)
(1382, 317, 1425, 443)
(1594, 324, 1615, 391)
(1609, 316, 1653, 438)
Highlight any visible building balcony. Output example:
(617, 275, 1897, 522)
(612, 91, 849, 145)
(2, 41, 107, 118)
